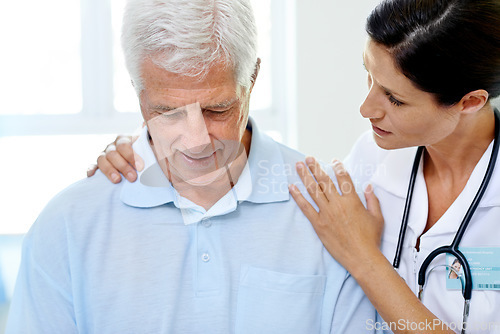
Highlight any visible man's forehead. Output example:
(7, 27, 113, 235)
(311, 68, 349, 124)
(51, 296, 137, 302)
(141, 57, 237, 90)
(140, 58, 242, 107)
(144, 87, 240, 109)
(156, 86, 238, 97)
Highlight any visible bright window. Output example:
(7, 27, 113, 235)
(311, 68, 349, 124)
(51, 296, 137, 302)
(0, 0, 292, 235)
(0, 1, 82, 115)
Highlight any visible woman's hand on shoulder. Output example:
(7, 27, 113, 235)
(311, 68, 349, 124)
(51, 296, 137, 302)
(289, 157, 384, 277)
(87, 135, 144, 184)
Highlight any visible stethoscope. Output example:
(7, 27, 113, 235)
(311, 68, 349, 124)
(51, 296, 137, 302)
(392, 108, 500, 333)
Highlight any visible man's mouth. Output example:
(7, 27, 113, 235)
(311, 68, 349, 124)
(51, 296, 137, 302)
(180, 151, 217, 169)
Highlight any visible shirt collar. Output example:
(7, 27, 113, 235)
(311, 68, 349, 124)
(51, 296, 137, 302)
(120, 117, 289, 210)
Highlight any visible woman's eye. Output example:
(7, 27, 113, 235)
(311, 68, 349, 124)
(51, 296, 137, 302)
(386, 93, 403, 107)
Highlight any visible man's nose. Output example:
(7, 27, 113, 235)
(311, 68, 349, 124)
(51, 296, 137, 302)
(182, 103, 211, 154)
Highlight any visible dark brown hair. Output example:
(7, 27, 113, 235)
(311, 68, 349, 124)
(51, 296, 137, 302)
(366, 0, 500, 105)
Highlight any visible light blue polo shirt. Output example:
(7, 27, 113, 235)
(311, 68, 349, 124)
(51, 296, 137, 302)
(6, 119, 376, 334)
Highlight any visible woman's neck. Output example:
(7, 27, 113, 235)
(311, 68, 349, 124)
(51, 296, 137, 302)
(421, 105, 495, 234)
(424, 105, 495, 182)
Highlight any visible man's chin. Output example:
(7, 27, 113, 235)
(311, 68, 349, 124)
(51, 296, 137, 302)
(171, 166, 229, 187)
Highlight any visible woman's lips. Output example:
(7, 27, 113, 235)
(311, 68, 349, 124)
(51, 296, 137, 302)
(372, 124, 391, 137)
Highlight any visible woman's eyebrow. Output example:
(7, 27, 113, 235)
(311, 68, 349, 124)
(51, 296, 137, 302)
(381, 84, 407, 100)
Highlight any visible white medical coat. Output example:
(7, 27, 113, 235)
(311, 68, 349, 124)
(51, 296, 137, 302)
(345, 131, 500, 333)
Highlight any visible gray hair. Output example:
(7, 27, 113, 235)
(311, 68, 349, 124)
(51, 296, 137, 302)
(122, 0, 258, 94)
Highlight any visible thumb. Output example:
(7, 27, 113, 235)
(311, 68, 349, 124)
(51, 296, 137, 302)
(87, 164, 98, 177)
(364, 184, 382, 218)
(134, 152, 145, 172)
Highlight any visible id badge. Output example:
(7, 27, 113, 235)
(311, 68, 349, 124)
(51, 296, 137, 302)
(446, 247, 500, 290)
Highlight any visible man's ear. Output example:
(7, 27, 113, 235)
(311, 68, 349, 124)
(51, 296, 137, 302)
(249, 58, 261, 92)
(458, 89, 489, 115)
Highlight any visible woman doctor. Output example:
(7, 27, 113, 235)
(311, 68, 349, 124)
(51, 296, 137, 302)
(289, 0, 500, 332)
(90, 0, 500, 332)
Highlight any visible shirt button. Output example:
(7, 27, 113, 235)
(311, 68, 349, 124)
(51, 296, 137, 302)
(202, 253, 210, 262)
(201, 219, 212, 228)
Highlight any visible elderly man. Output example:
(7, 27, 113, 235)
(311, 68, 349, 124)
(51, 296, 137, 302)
(6, 0, 376, 333)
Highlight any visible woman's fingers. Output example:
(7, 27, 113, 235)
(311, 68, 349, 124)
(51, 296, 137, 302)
(291, 159, 385, 271)
(96, 152, 122, 183)
(289, 184, 320, 221)
(332, 160, 356, 197)
(101, 147, 137, 183)
(292, 159, 385, 272)
(364, 184, 383, 220)
(88, 133, 143, 183)
(133, 152, 145, 172)
(364, 184, 384, 248)
(86, 164, 98, 177)
(304, 157, 339, 199)
(115, 136, 136, 168)
(295, 161, 329, 207)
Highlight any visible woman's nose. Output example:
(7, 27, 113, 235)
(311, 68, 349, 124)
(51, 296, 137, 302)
(359, 88, 385, 120)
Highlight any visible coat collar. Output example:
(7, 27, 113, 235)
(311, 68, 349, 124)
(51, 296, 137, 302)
(371, 140, 500, 208)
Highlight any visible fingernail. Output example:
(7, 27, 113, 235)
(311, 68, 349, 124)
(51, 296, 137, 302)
(333, 161, 345, 173)
(134, 153, 144, 171)
(127, 172, 135, 181)
(135, 160, 144, 172)
(111, 173, 120, 183)
(116, 137, 132, 145)
(296, 162, 304, 170)
(305, 156, 315, 164)
(365, 184, 373, 192)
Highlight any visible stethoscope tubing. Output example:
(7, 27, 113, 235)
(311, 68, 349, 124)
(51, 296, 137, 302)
(392, 145, 423, 269)
(393, 108, 500, 303)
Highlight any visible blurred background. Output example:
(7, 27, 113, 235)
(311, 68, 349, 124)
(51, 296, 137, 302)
(0, 0, 380, 330)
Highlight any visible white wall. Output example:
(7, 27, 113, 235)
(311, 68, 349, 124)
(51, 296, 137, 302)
(294, 0, 380, 162)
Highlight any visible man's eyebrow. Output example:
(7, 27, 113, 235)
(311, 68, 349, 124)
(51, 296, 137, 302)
(150, 105, 178, 112)
(203, 98, 238, 109)
(150, 98, 238, 112)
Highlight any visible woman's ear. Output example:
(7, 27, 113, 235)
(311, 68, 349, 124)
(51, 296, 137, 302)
(458, 89, 489, 115)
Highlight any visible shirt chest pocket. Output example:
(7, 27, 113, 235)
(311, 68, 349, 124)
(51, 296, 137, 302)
(235, 266, 326, 334)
